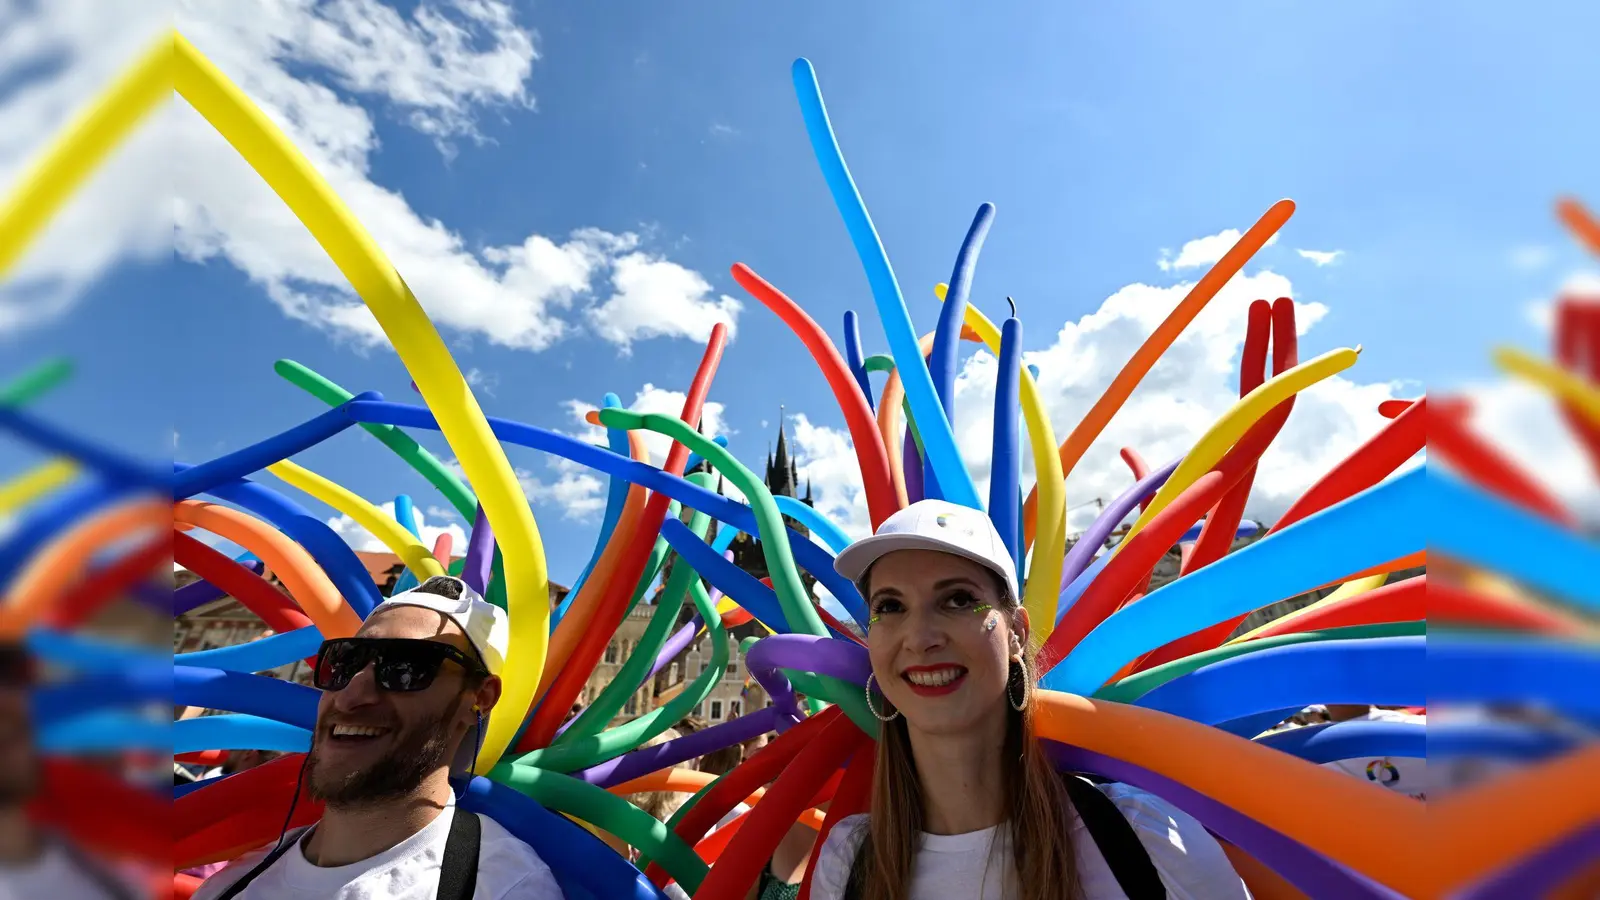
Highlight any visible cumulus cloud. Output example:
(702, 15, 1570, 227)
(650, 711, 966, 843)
(0, 2, 736, 349)
(1159, 229, 1278, 272)
(778, 259, 1414, 548)
(585, 252, 742, 354)
(1510, 245, 1554, 271)
(326, 500, 468, 554)
(1296, 249, 1344, 267)
(1458, 380, 1600, 527)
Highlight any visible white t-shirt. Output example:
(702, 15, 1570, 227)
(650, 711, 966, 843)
(192, 794, 562, 900)
(1319, 709, 1429, 801)
(809, 782, 1251, 900)
(0, 840, 136, 900)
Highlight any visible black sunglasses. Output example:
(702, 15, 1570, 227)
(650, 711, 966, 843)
(314, 638, 486, 693)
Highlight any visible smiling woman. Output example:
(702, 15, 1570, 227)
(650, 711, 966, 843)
(814, 500, 1251, 900)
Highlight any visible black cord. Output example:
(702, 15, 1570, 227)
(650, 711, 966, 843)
(272, 753, 314, 855)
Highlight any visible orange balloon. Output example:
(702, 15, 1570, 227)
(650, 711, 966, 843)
(531, 428, 650, 711)
(1217, 840, 1308, 900)
(1029, 691, 1426, 897)
(0, 498, 166, 636)
(174, 500, 362, 639)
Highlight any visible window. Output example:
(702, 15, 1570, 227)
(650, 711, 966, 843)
(700, 661, 709, 676)
(725, 662, 737, 679)
(729, 700, 742, 719)
(693, 702, 704, 717)
(710, 700, 723, 721)
(625, 696, 637, 715)
(668, 662, 679, 683)
(604, 642, 618, 664)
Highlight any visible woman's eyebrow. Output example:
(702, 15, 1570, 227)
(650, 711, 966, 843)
(930, 577, 982, 591)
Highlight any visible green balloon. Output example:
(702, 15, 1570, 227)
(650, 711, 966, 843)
(273, 359, 510, 610)
(599, 408, 827, 638)
(0, 357, 72, 406)
(1091, 620, 1427, 704)
(512, 580, 730, 774)
(489, 762, 709, 894)
(557, 476, 714, 744)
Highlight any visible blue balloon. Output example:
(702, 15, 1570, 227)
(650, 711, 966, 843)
(791, 58, 981, 512)
(175, 775, 224, 799)
(774, 495, 851, 555)
(175, 714, 313, 754)
(0, 406, 167, 490)
(988, 317, 1023, 576)
(1429, 721, 1580, 762)
(1215, 706, 1307, 739)
(32, 663, 172, 726)
(177, 463, 381, 619)
(26, 628, 167, 673)
(175, 626, 323, 674)
(1044, 469, 1427, 694)
(1430, 471, 1600, 610)
(1133, 637, 1424, 726)
(174, 665, 320, 730)
(660, 518, 793, 635)
(0, 479, 131, 591)
(842, 310, 875, 413)
(1429, 635, 1600, 722)
(172, 391, 380, 498)
(682, 435, 731, 477)
(391, 493, 422, 594)
(459, 775, 667, 900)
(40, 711, 169, 752)
(346, 399, 866, 616)
(556, 394, 630, 630)
(926, 203, 996, 502)
(1253, 720, 1424, 764)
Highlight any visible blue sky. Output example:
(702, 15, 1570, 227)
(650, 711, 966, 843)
(3, 2, 1597, 586)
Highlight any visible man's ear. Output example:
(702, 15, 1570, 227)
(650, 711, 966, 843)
(472, 675, 503, 719)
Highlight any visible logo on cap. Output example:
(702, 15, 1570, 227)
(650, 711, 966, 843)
(936, 515, 950, 528)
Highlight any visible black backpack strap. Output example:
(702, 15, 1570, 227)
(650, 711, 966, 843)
(1063, 777, 1167, 900)
(213, 833, 301, 900)
(435, 807, 481, 900)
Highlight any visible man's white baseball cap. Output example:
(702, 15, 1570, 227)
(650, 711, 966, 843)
(371, 576, 509, 678)
(833, 499, 1020, 601)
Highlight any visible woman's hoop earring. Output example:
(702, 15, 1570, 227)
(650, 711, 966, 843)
(1008, 658, 1030, 712)
(865, 673, 900, 722)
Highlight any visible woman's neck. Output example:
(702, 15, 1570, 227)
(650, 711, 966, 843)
(905, 712, 1009, 836)
(301, 771, 452, 868)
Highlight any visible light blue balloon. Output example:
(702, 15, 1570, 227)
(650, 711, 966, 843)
(774, 495, 851, 554)
(175, 714, 313, 754)
(1044, 468, 1426, 695)
(175, 625, 322, 674)
(26, 629, 167, 673)
(791, 58, 981, 511)
(390, 493, 422, 594)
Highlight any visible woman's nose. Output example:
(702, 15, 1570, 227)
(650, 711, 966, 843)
(902, 606, 948, 652)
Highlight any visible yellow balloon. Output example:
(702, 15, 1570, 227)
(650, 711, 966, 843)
(1225, 574, 1387, 645)
(267, 460, 444, 581)
(172, 32, 549, 772)
(934, 283, 1067, 641)
(1116, 346, 1361, 556)
(0, 34, 172, 281)
(0, 458, 79, 517)
(1493, 345, 1600, 431)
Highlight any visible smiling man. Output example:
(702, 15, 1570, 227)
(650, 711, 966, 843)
(195, 576, 562, 899)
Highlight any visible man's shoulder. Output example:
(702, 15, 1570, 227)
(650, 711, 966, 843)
(473, 813, 563, 899)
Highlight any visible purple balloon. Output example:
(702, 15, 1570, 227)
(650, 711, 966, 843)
(462, 503, 494, 595)
(648, 616, 703, 684)
(1046, 742, 1402, 899)
(1453, 819, 1600, 900)
(746, 634, 871, 689)
(132, 580, 170, 612)
(174, 561, 264, 615)
(573, 705, 794, 788)
(1059, 457, 1178, 590)
(902, 429, 924, 505)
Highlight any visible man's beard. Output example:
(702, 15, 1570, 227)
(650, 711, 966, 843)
(308, 696, 463, 808)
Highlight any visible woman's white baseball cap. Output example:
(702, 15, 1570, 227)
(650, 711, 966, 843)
(833, 499, 1020, 601)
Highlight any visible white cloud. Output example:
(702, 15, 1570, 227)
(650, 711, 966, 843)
(562, 384, 730, 470)
(1159, 229, 1278, 272)
(1526, 300, 1554, 334)
(0, 2, 735, 349)
(325, 500, 467, 554)
(1295, 249, 1344, 267)
(1511, 245, 1554, 271)
(1525, 272, 1600, 336)
(778, 266, 1414, 549)
(585, 253, 742, 354)
(709, 123, 738, 138)
(1458, 380, 1600, 526)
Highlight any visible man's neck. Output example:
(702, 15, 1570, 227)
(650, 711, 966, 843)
(0, 807, 42, 865)
(302, 774, 453, 868)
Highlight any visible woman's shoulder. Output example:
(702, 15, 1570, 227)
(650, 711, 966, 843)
(1086, 782, 1251, 900)
(808, 815, 871, 900)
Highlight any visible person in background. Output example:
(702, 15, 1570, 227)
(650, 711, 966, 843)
(193, 576, 562, 899)
(1319, 705, 1429, 802)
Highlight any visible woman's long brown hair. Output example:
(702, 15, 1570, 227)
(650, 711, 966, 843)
(844, 573, 1080, 900)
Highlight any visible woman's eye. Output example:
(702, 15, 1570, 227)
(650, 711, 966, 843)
(943, 590, 979, 610)
(870, 598, 902, 616)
